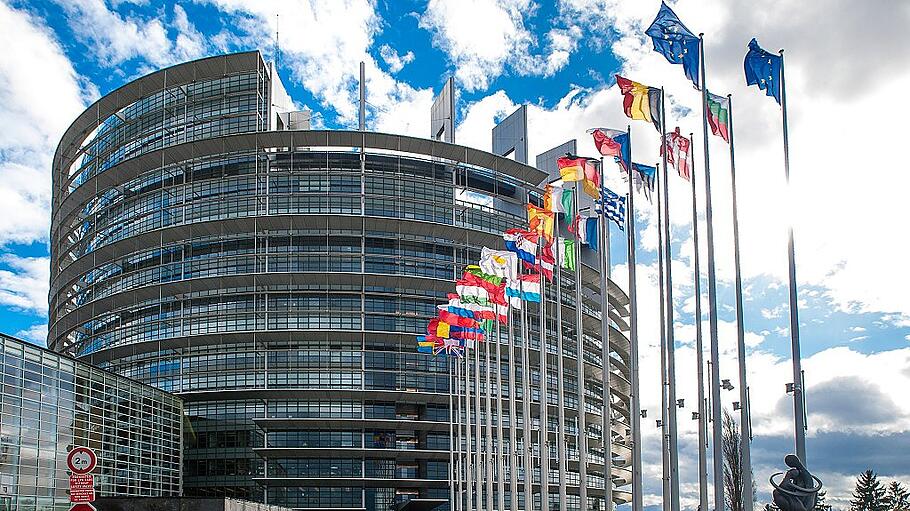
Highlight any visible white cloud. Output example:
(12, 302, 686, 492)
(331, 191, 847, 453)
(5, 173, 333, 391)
(419, 0, 579, 91)
(15, 323, 48, 346)
(0, 255, 50, 315)
(53, 0, 208, 67)
(0, 2, 88, 245)
(203, 0, 432, 132)
(379, 44, 414, 74)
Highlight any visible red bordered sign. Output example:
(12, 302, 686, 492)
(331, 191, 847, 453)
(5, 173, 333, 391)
(67, 446, 96, 475)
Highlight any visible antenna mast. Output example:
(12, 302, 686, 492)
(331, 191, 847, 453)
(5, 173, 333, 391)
(275, 13, 280, 68)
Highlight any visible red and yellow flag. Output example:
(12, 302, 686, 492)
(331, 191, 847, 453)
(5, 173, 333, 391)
(527, 204, 555, 242)
(557, 155, 585, 182)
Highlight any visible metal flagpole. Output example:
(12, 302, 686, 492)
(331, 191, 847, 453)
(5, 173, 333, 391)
(508, 299, 520, 511)
(497, 317, 507, 511)
(487, 314, 496, 511)
(475, 335, 483, 511)
(698, 33, 725, 511)
(450, 357, 456, 510)
(625, 126, 644, 511)
(555, 236, 568, 509)
(779, 49, 807, 464)
(689, 133, 709, 511)
(597, 157, 614, 511)
(520, 262, 534, 511)
(573, 180, 589, 511)
(466, 344, 475, 511)
(727, 95, 754, 510)
(660, 89, 682, 511)
(457, 355, 465, 511)
(656, 166, 671, 511)
(539, 237, 551, 511)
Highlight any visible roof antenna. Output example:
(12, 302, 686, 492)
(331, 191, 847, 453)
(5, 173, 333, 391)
(274, 13, 280, 69)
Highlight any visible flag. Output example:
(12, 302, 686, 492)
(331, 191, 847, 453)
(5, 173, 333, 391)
(439, 303, 477, 321)
(523, 242, 555, 281)
(456, 278, 489, 303)
(583, 158, 602, 199)
(527, 204, 555, 242)
(590, 128, 632, 174)
(615, 75, 663, 132)
(417, 336, 466, 357)
(479, 247, 518, 280)
(744, 38, 782, 104)
(445, 295, 508, 324)
(569, 214, 599, 251)
(706, 91, 730, 142)
(583, 216, 599, 251)
(557, 155, 586, 182)
(461, 268, 507, 306)
(464, 265, 503, 286)
(597, 187, 626, 231)
(448, 326, 486, 342)
(439, 309, 479, 329)
(428, 318, 451, 339)
(519, 273, 542, 303)
(503, 228, 538, 264)
(558, 238, 576, 271)
(545, 182, 574, 215)
(662, 127, 691, 180)
(646, 1, 700, 88)
(632, 163, 657, 203)
(505, 278, 523, 309)
(544, 184, 556, 212)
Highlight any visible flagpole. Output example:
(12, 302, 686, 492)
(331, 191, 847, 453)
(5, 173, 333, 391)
(699, 33, 725, 511)
(689, 132, 709, 511)
(656, 165, 671, 511)
(475, 332, 483, 511)
(597, 156, 614, 511)
(539, 236, 551, 511)
(456, 355, 464, 511)
(465, 343, 475, 511)
(486, 311, 495, 511)
(660, 89, 682, 511)
(779, 49, 807, 465)
(626, 125, 644, 511)
(520, 261, 534, 511)
(574, 180, 589, 511)
(508, 299, 520, 511)
(450, 356, 456, 510)
(555, 236, 569, 509)
(496, 316, 507, 511)
(727, 94, 754, 510)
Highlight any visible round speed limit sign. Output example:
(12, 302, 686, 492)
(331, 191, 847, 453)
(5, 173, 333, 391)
(67, 446, 96, 475)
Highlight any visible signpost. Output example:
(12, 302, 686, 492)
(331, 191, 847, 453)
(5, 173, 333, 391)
(67, 447, 96, 510)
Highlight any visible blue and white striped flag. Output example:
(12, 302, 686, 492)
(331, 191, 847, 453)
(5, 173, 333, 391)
(596, 187, 626, 231)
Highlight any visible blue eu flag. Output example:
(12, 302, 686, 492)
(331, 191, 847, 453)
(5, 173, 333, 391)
(744, 38, 782, 104)
(646, 2, 700, 88)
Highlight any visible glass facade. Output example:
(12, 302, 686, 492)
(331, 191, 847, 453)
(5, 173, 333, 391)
(0, 334, 182, 511)
(50, 52, 635, 511)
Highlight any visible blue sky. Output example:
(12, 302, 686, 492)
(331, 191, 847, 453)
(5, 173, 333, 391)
(1, 0, 909, 508)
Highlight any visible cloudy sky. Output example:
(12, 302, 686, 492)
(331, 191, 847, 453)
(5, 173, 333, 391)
(1, 0, 909, 508)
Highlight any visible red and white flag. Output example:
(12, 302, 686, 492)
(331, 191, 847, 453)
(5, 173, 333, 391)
(663, 127, 691, 181)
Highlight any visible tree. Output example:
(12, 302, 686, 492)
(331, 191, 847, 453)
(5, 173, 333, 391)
(886, 481, 910, 511)
(723, 408, 756, 511)
(850, 470, 889, 511)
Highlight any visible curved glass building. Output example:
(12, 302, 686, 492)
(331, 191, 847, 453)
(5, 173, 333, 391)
(49, 52, 635, 511)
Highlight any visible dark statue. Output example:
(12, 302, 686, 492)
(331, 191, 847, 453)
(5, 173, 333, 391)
(770, 454, 823, 511)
